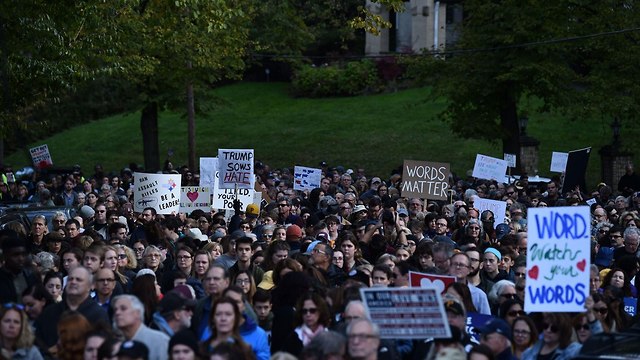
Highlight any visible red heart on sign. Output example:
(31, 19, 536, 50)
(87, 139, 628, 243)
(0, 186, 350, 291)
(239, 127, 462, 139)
(528, 265, 539, 280)
(186, 191, 199, 203)
(577, 259, 586, 272)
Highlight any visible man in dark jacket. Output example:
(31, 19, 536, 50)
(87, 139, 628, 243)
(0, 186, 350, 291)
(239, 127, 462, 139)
(0, 231, 38, 304)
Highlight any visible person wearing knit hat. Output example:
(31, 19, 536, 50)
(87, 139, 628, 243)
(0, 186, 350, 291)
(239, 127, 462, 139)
(169, 329, 200, 359)
(285, 224, 303, 254)
(481, 247, 509, 285)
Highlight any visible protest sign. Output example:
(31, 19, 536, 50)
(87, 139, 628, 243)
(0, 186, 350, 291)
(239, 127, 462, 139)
(624, 297, 637, 317)
(562, 147, 591, 194)
(217, 149, 254, 189)
(29, 144, 53, 169)
(466, 313, 493, 342)
(408, 271, 456, 294)
(212, 166, 255, 210)
(504, 153, 516, 168)
(401, 160, 450, 200)
(293, 166, 322, 191)
(525, 206, 590, 312)
(472, 154, 508, 181)
(550, 152, 568, 173)
(360, 287, 451, 339)
(180, 186, 212, 214)
(474, 198, 508, 228)
(199, 157, 217, 188)
(134, 173, 181, 214)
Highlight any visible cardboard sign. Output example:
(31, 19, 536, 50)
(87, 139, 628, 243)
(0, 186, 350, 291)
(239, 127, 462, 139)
(180, 186, 212, 214)
(293, 166, 322, 191)
(199, 157, 217, 188)
(466, 313, 494, 342)
(408, 271, 456, 294)
(133, 173, 182, 214)
(29, 144, 53, 169)
(401, 160, 450, 200)
(474, 198, 508, 228)
(211, 166, 255, 210)
(550, 152, 568, 173)
(525, 206, 590, 312)
(472, 154, 508, 181)
(360, 287, 451, 339)
(504, 153, 517, 168)
(217, 149, 254, 189)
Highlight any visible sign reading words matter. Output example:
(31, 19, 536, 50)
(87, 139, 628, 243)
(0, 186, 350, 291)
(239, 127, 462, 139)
(218, 149, 254, 189)
(401, 160, 450, 200)
(525, 206, 590, 312)
(134, 173, 182, 214)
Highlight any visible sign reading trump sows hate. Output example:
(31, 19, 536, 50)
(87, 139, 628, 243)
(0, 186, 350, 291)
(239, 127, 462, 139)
(217, 149, 254, 190)
(401, 160, 450, 201)
(525, 206, 590, 312)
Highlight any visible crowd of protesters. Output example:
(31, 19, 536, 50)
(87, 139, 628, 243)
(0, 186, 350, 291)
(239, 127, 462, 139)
(0, 159, 640, 360)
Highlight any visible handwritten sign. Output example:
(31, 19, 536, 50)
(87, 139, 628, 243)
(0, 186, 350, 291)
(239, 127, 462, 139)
(293, 166, 322, 191)
(401, 160, 450, 200)
(180, 186, 212, 214)
(199, 157, 217, 188)
(550, 152, 568, 173)
(525, 206, 590, 312)
(29, 144, 53, 169)
(212, 169, 254, 210)
(217, 149, 254, 189)
(504, 153, 516, 168)
(134, 173, 182, 214)
(467, 313, 493, 342)
(408, 271, 456, 294)
(474, 198, 508, 228)
(472, 154, 508, 181)
(360, 287, 450, 339)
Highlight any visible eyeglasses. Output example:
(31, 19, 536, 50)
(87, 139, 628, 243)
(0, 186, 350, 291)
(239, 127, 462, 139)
(117, 254, 127, 260)
(312, 248, 326, 255)
(241, 226, 251, 230)
(450, 262, 469, 269)
(507, 310, 526, 317)
(593, 307, 608, 315)
(236, 279, 251, 284)
(96, 278, 115, 283)
(599, 229, 610, 234)
(542, 323, 559, 333)
(54, 219, 66, 224)
(500, 293, 518, 299)
(177, 255, 192, 260)
(97, 210, 106, 213)
(278, 204, 288, 207)
(3, 303, 25, 311)
(263, 234, 273, 238)
(574, 324, 590, 331)
(513, 329, 530, 336)
(302, 308, 318, 314)
(135, 247, 145, 252)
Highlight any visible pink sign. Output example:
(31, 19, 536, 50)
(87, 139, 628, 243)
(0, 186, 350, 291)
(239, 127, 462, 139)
(409, 271, 456, 294)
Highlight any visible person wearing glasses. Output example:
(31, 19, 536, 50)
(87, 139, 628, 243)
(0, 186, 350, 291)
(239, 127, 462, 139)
(0, 302, 44, 360)
(347, 318, 381, 360)
(488, 280, 517, 316)
(521, 313, 583, 360)
(286, 292, 331, 356)
(511, 316, 538, 359)
(94, 268, 117, 312)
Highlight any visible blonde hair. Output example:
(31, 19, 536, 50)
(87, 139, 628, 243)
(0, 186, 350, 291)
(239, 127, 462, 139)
(0, 307, 35, 349)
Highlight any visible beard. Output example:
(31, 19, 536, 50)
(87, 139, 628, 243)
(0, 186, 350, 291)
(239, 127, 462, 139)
(468, 266, 480, 277)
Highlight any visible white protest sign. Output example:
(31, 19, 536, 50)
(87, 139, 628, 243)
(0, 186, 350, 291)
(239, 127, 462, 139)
(199, 157, 217, 188)
(180, 186, 212, 214)
(218, 149, 254, 189)
(293, 166, 322, 191)
(525, 206, 590, 312)
(133, 173, 182, 214)
(212, 169, 255, 210)
(360, 287, 451, 339)
(474, 198, 508, 228)
(29, 144, 53, 168)
(550, 152, 568, 173)
(504, 153, 516, 168)
(472, 154, 508, 181)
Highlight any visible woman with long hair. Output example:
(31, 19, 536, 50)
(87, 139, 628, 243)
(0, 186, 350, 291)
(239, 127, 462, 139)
(43, 271, 64, 303)
(104, 245, 130, 290)
(601, 267, 634, 297)
(202, 297, 255, 359)
(57, 311, 92, 360)
(21, 284, 54, 324)
(232, 270, 257, 306)
(193, 250, 212, 283)
(114, 244, 138, 280)
(521, 313, 581, 360)
(131, 273, 161, 325)
(337, 234, 368, 274)
(0, 303, 43, 359)
(292, 292, 331, 347)
(445, 282, 478, 313)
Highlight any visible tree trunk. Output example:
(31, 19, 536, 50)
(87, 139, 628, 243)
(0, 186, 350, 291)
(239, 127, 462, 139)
(187, 82, 196, 170)
(500, 89, 521, 173)
(141, 101, 160, 172)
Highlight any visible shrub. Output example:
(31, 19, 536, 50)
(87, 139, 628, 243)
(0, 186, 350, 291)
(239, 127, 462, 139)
(291, 60, 379, 97)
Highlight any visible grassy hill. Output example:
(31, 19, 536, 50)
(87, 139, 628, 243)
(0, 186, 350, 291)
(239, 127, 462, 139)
(6, 82, 634, 188)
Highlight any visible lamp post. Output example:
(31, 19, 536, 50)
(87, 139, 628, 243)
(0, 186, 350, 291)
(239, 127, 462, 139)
(611, 117, 621, 148)
(519, 116, 529, 136)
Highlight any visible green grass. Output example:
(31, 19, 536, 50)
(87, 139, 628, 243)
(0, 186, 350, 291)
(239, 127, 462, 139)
(6, 82, 637, 188)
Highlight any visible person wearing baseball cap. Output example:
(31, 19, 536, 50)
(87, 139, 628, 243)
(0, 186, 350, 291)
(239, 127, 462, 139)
(151, 292, 196, 336)
(117, 340, 149, 360)
(475, 318, 516, 360)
